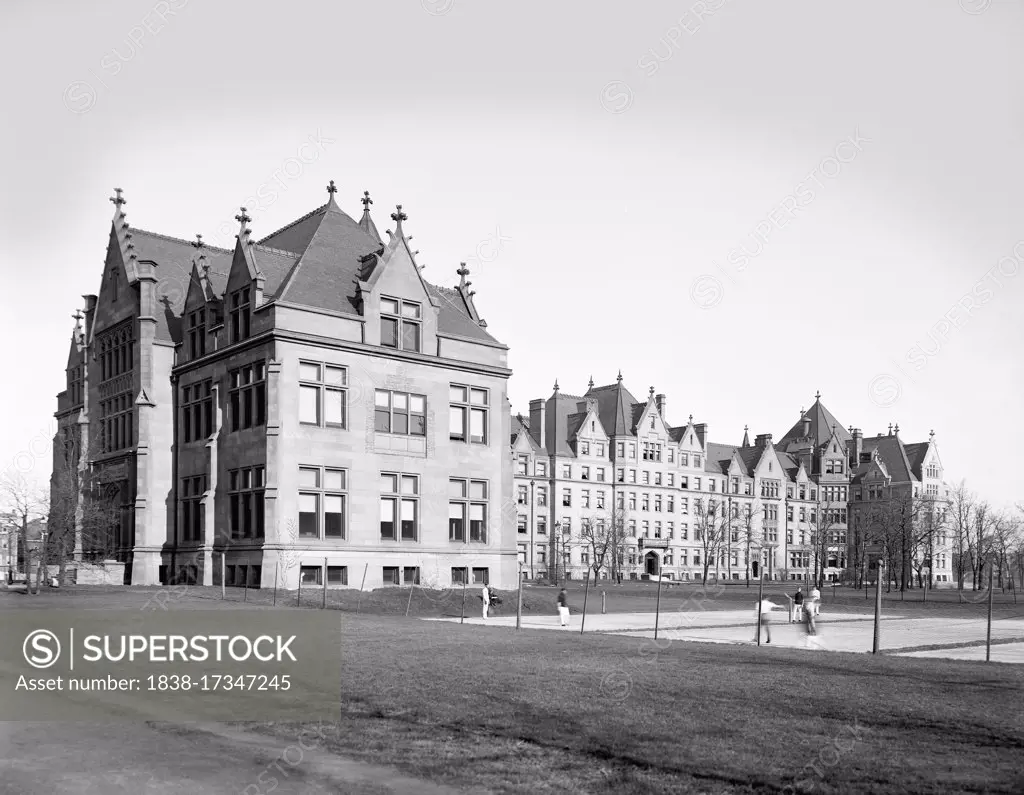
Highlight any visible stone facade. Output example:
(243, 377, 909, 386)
(512, 380, 952, 587)
(52, 186, 516, 590)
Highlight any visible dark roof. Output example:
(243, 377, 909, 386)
(119, 194, 502, 347)
(858, 435, 916, 484)
(705, 442, 738, 475)
(129, 228, 234, 342)
(903, 442, 929, 480)
(779, 397, 852, 450)
(587, 380, 641, 437)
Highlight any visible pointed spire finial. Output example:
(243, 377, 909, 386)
(326, 179, 338, 196)
(361, 190, 373, 210)
(109, 188, 126, 207)
(235, 206, 251, 229)
(894, 423, 900, 435)
(391, 204, 407, 233)
(457, 262, 470, 289)
(649, 386, 655, 399)
(929, 429, 935, 439)
(815, 390, 821, 400)
(888, 423, 893, 436)
(616, 370, 623, 383)
(72, 310, 84, 325)
(553, 379, 559, 394)
(192, 234, 204, 250)
(689, 414, 694, 424)
(588, 375, 594, 390)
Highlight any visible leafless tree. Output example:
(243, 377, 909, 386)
(805, 492, 843, 589)
(948, 481, 976, 599)
(967, 500, 996, 590)
(0, 472, 49, 594)
(739, 498, 761, 588)
(693, 496, 729, 587)
(580, 507, 629, 582)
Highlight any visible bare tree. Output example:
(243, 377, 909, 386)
(967, 500, 996, 591)
(805, 492, 843, 589)
(693, 496, 729, 586)
(739, 498, 761, 588)
(580, 507, 629, 582)
(0, 472, 49, 594)
(948, 481, 975, 599)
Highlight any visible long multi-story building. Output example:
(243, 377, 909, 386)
(52, 185, 516, 589)
(512, 379, 951, 586)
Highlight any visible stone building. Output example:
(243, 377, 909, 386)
(53, 184, 515, 589)
(512, 379, 951, 586)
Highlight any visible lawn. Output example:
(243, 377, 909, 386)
(243, 614, 1024, 794)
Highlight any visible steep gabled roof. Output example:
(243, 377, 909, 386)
(858, 435, 916, 484)
(127, 228, 234, 342)
(511, 414, 542, 452)
(586, 378, 641, 438)
(779, 395, 852, 449)
(429, 284, 502, 344)
(903, 442, 929, 480)
(704, 442, 739, 475)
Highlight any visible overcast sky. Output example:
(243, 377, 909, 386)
(1, 0, 1021, 510)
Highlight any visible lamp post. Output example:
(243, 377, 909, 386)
(552, 521, 561, 587)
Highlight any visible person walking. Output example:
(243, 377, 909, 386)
(792, 589, 804, 623)
(481, 583, 490, 620)
(810, 586, 821, 617)
(802, 599, 820, 648)
(754, 597, 781, 643)
(557, 587, 570, 627)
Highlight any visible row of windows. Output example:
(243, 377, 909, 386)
(299, 564, 490, 586)
(97, 322, 133, 383)
(99, 393, 134, 453)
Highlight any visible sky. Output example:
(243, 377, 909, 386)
(1, 0, 1022, 511)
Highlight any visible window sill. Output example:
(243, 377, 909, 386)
(372, 433, 426, 456)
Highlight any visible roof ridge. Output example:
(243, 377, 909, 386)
(251, 242, 300, 258)
(256, 203, 328, 247)
(131, 226, 234, 254)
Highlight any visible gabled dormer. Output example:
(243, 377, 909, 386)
(357, 204, 439, 355)
(569, 399, 609, 457)
(818, 424, 849, 478)
(92, 189, 140, 337)
(222, 208, 264, 347)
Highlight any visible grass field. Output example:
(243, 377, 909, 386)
(5, 585, 1023, 793)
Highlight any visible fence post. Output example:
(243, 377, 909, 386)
(986, 566, 994, 663)
(602, 590, 606, 615)
(221, 553, 226, 600)
(873, 563, 883, 654)
(756, 571, 764, 646)
(580, 569, 591, 635)
(516, 564, 523, 630)
(357, 562, 368, 613)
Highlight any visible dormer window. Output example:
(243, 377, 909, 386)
(230, 288, 251, 343)
(380, 297, 421, 352)
(188, 309, 206, 359)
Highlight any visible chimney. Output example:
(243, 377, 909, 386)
(848, 428, 863, 466)
(800, 415, 812, 438)
(754, 433, 773, 448)
(694, 423, 709, 449)
(655, 393, 666, 421)
(82, 294, 98, 339)
(528, 398, 546, 451)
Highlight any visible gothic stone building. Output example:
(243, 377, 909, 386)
(53, 185, 515, 589)
(511, 380, 951, 586)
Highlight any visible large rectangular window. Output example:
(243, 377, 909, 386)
(299, 361, 347, 428)
(449, 384, 489, 444)
(449, 478, 489, 543)
(99, 392, 134, 453)
(374, 390, 426, 435)
(98, 322, 134, 382)
(230, 287, 251, 343)
(229, 361, 266, 432)
(180, 474, 207, 543)
(380, 472, 419, 541)
(298, 466, 348, 539)
(181, 379, 214, 444)
(380, 297, 421, 352)
(228, 465, 265, 539)
(188, 309, 206, 359)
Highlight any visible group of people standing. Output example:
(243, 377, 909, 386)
(754, 587, 821, 646)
